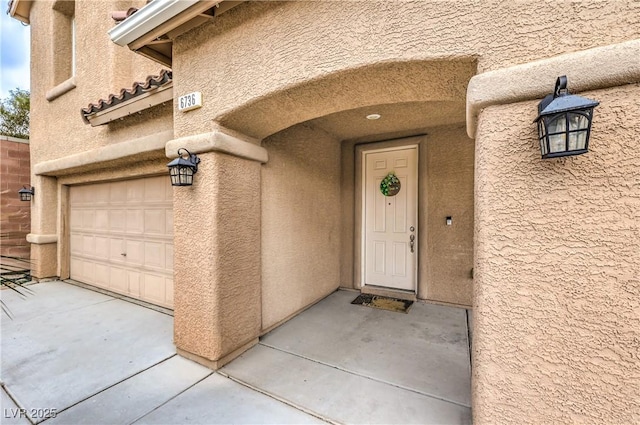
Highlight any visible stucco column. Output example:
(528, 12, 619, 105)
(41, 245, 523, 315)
(27, 175, 58, 278)
(169, 129, 266, 369)
(467, 40, 640, 424)
(472, 85, 640, 423)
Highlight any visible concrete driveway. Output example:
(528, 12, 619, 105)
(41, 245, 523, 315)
(1, 281, 471, 424)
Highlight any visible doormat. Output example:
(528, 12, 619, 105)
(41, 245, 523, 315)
(351, 293, 413, 314)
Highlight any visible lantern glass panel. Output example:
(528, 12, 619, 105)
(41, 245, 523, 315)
(546, 115, 566, 153)
(538, 121, 548, 156)
(547, 115, 566, 134)
(568, 130, 588, 151)
(169, 166, 194, 186)
(568, 113, 589, 131)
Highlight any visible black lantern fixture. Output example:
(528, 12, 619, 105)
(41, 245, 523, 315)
(18, 186, 34, 201)
(167, 148, 200, 186)
(534, 76, 599, 159)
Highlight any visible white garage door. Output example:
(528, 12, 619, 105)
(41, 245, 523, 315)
(70, 176, 174, 308)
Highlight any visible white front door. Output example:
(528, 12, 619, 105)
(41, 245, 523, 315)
(363, 146, 418, 291)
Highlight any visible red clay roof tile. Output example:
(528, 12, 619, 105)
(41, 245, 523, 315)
(80, 69, 172, 124)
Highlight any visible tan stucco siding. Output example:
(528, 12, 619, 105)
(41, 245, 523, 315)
(29, 0, 169, 167)
(261, 123, 342, 330)
(172, 0, 640, 138)
(473, 83, 640, 423)
(423, 126, 474, 305)
(173, 151, 262, 363)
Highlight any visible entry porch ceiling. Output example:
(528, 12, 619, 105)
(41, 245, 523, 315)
(109, 0, 244, 67)
(309, 101, 467, 143)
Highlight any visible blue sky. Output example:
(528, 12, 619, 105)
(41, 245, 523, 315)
(1, 9, 30, 99)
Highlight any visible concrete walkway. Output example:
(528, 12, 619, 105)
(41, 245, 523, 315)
(1, 282, 471, 424)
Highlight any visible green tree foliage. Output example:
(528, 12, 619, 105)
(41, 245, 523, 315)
(0, 89, 30, 139)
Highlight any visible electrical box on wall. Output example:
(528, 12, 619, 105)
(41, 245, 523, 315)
(178, 92, 202, 112)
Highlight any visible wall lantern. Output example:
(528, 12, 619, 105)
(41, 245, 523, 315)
(534, 76, 599, 159)
(167, 148, 200, 186)
(18, 186, 34, 201)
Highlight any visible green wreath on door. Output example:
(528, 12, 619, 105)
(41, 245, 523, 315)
(380, 172, 401, 196)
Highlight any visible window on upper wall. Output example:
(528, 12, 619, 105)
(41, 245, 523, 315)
(51, 0, 75, 87)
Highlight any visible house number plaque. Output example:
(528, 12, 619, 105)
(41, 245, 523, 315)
(178, 92, 202, 112)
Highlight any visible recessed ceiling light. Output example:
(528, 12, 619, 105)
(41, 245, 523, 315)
(366, 114, 381, 120)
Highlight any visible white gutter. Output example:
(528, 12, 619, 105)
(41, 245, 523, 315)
(109, 0, 200, 46)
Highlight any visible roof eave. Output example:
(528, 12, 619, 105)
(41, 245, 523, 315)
(84, 83, 174, 127)
(108, 0, 201, 47)
(9, 0, 33, 24)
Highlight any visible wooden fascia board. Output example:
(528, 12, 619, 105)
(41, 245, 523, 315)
(136, 46, 172, 68)
(9, 0, 33, 24)
(86, 84, 173, 127)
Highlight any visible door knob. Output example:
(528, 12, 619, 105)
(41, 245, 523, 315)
(409, 234, 415, 253)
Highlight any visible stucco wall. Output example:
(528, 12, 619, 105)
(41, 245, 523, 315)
(473, 83, 640, 423)
(27, 0, 172, 277)
(173, 151, 262, 366)
(261, 123, 341, 330)
(29, 0, 169, 167)
(0, 137, 31, 258)
(172, 0, 640, 139)
(424, 126, 474, 305)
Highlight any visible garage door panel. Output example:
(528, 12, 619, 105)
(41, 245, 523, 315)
(95, 264, 109, 287)
(70, 176, 173, 308)
(166, 209, 173, 234)
(126, 209, 144, 234)
(95, 237, 109, 258)
(144, 242, 163, 269)
(110, 267, 128, 293)
(82, 260, 95, 284)
(110, 181, 127, 203)
(82, 210, 95, 231)
(82, 235, 95, 257)
(70, 210, 82, 231)
(144, 177, 167, 203)
(165, 278, 174, 305)
(126, 180, 144, 202)
(142, 274, 166, 305)
(96, 210, 109, 232)
(70, 257, 82, 279)
(128, 271, 141, 298)
(166, 244, 174, 270)
(125, 240, 144, 265)
(144, 209, 166, 235)
(94, 184, 110, 205)
(109, 239, 125, 262)
(164, 180, 173, 201)
(109, 210, 126, 232)
(70, 235, 82, 255)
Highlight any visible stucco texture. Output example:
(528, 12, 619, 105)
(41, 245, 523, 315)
(173, 152, 261, 363)
(261, 123, 341, 330)
(28, 0, 172, 277)
(423, 126, 474, 305)
(173, 0, 640, 139)
(29, 0, 169, 166)
(473, 83, 640, 423)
